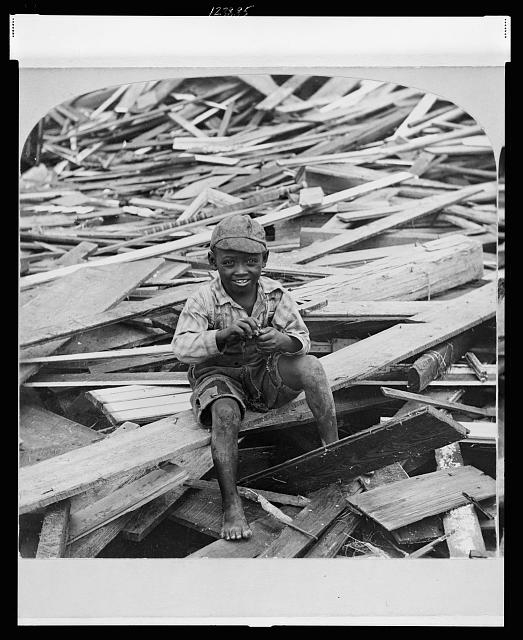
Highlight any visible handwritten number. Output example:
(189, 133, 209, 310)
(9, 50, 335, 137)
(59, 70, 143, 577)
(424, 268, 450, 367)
(210, 5, 254, 15)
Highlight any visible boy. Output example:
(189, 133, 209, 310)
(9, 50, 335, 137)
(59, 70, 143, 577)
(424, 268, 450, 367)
(171, 214, 339, 541)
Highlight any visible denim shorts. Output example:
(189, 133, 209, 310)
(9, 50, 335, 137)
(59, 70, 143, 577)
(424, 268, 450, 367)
(188, 354, 301, 427)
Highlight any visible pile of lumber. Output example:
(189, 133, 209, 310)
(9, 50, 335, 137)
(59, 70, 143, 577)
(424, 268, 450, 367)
(19, 74, 501, 560)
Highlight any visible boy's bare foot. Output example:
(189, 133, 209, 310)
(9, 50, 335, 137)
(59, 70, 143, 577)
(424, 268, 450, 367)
(221, 500, 252, 541)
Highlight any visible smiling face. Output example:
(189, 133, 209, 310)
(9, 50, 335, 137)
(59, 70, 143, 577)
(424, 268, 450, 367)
(209, 248, 268, 299)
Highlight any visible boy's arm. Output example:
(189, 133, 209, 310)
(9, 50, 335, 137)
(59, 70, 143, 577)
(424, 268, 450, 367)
(270, 290, 311, 356)
(171, 295, 221, 364)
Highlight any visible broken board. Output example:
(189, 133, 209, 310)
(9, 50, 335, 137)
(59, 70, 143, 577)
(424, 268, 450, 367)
(239, 406, 468, 494)
(347, 465, 496, 531)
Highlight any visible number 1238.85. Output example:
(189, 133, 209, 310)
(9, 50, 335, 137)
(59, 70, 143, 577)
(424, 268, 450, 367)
(209, 6, 254, 15)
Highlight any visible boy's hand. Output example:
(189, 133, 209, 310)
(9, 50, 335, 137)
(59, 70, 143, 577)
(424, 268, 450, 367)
(216, 318, 260, 349)
(255, 327, 298, 354)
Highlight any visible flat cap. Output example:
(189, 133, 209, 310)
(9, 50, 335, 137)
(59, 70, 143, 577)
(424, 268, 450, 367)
(210, 214, 267, 253)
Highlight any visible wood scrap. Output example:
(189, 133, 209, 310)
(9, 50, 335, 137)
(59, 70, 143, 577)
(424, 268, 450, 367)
(239, 406, 468, 494)
(380, 386, 496, 417)
(35, 500, 71, 558)
(347, 466, 496, 531)
(258, 483, 349, 558)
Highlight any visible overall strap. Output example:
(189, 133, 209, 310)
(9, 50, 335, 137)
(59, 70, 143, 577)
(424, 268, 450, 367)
(200, 283, 216, 329)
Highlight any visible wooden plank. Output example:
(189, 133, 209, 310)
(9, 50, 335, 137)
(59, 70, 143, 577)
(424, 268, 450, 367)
(55, 323, 166, 355)
(347, 466, 496, 531)
(308, 243, 425, 267)
(168, 487, 266, 539)
(35, 500, 71, 558)
(184, 479, 310, 508)
(363, 462, 445, 546)
(304, 300, 444, 320)
(380, 387, 496, 418)
(299, 187, 324, 207)
(67, 464, 189, 543)
(19, 284, 195, 348)
(89, 385, 188, 404)
(109, 399, 192, 424)
(55, 241, 98, 266)
(186, 507, 299, 558)
(292, 183, 488, 263)
(21, 344, 174, 364)
(65, 421, 149, 557)
(24, 372, 190, 388)
(238, 75, 280, 96)
(20, 260, 163, 340)
(291, 236, 484, 304)
(308, 76, 360, 100)
(258, 484, 348, 558)
(122, 446, 214, 542)
(19, 260, 165, 382)
(303, 480, 363, 558)
(240, 406, 468, 494)
(19, 401, 104, 467)
(255, 75, 310, 111)
(66, 513, 135, 558)
(435, 443, 487, 557)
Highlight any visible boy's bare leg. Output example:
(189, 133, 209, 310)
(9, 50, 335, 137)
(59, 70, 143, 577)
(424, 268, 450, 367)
(210, 397, 252, 540)
(277, 355, 339, 446)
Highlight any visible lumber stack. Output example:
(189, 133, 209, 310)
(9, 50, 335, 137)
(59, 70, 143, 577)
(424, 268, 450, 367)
(18, 74, 500, 561)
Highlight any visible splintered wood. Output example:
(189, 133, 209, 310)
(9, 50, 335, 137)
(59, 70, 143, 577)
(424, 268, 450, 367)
(19, 74, 500, 561)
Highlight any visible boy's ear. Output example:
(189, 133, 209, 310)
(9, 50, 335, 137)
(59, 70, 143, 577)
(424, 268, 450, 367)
(262, 250, 269, 267)
(208, 250, 217, 269)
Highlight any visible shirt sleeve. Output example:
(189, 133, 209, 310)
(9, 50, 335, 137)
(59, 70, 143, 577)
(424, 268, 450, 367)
(170, 292, 220, 364)
(271, 289, 311, 356)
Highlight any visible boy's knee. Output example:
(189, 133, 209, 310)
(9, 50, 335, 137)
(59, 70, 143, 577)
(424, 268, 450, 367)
(297, 355, 325, 378)
(211, 397, 242, 427)
(279, 354, 326, 389)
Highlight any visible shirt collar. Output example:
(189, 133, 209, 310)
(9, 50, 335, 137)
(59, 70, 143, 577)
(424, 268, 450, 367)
(211, 273, 283, 308)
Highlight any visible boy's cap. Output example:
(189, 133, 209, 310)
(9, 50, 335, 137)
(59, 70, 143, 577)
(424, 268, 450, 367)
(210, 214, 267, 253)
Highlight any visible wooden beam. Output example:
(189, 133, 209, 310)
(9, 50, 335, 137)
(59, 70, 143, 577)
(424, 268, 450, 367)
(23, 372, 190, 388)
(303, 480, 363, 558)
(240, 406, 468, 494)
(55, 241, 98, 266)
(19, 260, 166, 384)
(347, 465, 496, 531)
(121, 446, 214, 542)
(184, 479, 311, 508)
(292, 183, 488, 263)
(67, 463, 189, 543)
(19, 401, 104, 467)
(35, 500, 71, 558)
(258, 484, 348, 558)
(255, 75, 310, 111)
(20, 344, 175, 364)
(19, 284, 195, 348)
(291, 235, 484, 304)
(407, 332, 474, 392)
(380, 387, 496, 417)
(186, 507, 299, 558)
(435, 443, 487, 557)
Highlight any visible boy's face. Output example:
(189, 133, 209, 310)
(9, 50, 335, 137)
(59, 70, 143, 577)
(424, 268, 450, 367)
(209, 248, 268, 296)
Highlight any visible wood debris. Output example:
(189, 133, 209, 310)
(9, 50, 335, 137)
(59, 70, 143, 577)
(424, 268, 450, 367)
(19, 74, 501, 561)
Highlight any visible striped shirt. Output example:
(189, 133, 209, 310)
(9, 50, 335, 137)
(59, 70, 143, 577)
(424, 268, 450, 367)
(171, 272, 310, 366)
